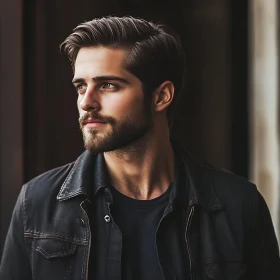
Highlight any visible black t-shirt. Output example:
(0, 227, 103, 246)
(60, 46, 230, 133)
(109, 186, 171, 280)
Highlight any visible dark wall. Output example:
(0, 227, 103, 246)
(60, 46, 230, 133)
(230, 1, 249, 177)
(0, 0, 24, 260)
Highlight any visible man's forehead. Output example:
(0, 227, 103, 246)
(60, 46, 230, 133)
(73, 46, 140, 84)
(74, 46, 128, 76)
(75, 46, 127, 64)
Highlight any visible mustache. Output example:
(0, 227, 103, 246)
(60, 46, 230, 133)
(79, 112, 116, 127)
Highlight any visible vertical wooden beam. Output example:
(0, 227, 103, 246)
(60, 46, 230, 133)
(0, 0, 23, 254)
(230, 0, 249, 177)
(249, 0, 279, 241)
(177, 0, 232, 170)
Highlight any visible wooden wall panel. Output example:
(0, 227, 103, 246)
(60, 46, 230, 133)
(0, 0, 23, 255)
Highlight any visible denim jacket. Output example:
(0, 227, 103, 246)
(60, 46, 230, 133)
(1, 147, 279, 280)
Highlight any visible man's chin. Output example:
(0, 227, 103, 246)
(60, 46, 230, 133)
(83, 138, 125, 154)
(83, 127, 99, 135)
(83, 135, 116, 154)
(82, 120, 152, 153)
(84, 142, 105, 154)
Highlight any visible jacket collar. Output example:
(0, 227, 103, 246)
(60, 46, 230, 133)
(177, 146, 224, 211)
(57, 150, 109, 201)
(57, 146, 224, 212)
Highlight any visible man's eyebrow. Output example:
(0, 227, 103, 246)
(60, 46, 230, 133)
(72, 76, 130, 84)
(72, 78, 85, 84)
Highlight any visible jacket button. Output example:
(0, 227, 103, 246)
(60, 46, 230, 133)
(104, 215, 111, 223)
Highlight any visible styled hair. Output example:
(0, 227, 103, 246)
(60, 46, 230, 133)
(60, 16, 186, 127)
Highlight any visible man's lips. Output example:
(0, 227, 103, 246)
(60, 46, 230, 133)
(83, 119, 106, 128)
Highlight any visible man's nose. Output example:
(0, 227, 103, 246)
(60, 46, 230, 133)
(79, 87, 101, 112)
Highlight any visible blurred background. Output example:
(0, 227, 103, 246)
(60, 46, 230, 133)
(1, 0, 279, 256)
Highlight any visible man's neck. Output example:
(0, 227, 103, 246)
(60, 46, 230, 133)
(103, 133, 174, 200)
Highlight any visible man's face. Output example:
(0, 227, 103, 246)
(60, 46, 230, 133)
(73, 46, 152, 153)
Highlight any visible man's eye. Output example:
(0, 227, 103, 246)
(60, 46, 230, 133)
(75, 84, 87, 94)
(101, 83, 119, 90)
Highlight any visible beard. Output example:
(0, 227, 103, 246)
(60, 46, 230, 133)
(79, 105, 152, 154)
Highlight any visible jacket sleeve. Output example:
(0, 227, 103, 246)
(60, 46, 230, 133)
(245, 188, 280, 279)
(0, 185, 32, 280)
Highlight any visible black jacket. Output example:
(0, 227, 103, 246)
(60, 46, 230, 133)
(1, 147, 279, 280)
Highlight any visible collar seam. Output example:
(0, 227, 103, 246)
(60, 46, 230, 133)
(57, 161, 78, 200)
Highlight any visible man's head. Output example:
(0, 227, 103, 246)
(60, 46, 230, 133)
(60, 16, 185, 153)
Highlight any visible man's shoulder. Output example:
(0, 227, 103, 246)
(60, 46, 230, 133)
(181, 147, 257, 193)
(181, 148, 258, 205)
(201, 162, 258, 206)
(23, 162, 75, 201)
(206, 163, 255, 190)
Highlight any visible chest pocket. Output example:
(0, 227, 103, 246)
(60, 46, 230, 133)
(34, 238, 76, 259)
(31, 238, 77, 280)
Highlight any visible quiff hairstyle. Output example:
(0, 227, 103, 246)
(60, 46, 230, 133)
(60, 16, 186, 127)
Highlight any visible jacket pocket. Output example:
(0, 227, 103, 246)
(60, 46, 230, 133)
(31, 238, 77, 280)
(34, 238, 77, 259)
(204, 262, 247, 280)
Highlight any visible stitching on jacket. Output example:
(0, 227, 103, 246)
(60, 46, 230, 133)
(81, 212, 90, 279)
(64, 261, 73, 280)
(81, 238, 87, 279)
(24, 232, 88, 245)
(58, 190, 84, 201)
(21, 184, 33, 266)
(58, 161, 78, 197)
(21, 185, 28, 231)
(35, 244, 76, 258)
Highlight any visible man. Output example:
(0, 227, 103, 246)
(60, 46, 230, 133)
(0, 16, 279, 280)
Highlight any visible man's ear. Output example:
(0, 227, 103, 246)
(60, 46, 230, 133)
(153, 81, 175, 112)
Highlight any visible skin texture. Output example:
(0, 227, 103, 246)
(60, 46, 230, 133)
(74, 46, 175, 200)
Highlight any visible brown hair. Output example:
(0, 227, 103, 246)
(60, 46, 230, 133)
(60, 16, 186, 127)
